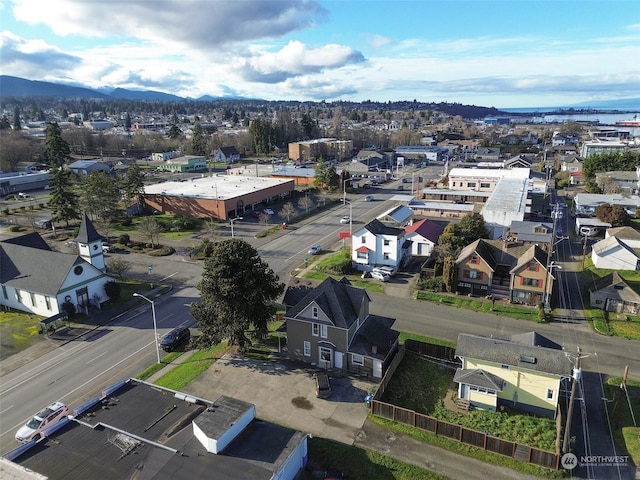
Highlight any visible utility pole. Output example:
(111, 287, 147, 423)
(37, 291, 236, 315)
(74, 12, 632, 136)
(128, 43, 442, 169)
(581, 233, 588, 270)
(563, 346, 588, 453)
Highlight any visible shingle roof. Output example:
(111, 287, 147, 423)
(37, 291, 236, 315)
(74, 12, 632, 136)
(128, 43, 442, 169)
(607, 226, 640, 241)
(363, 218, 404, 237)
(510, 245, 548, 274)
(405, 218, 445, 243)
(348, 315, 398, 360)
(592, 236, 637, 257)
(453, 368, 504, 391)
(589, 272, 640, 304)
(284, 277, 370, 329)
(378, 205, 413, 224)
(76, 213, 103, 244)
(0, 238, 90, 295)
(1, 231, 51, 250)
(455, 333, 570, 377)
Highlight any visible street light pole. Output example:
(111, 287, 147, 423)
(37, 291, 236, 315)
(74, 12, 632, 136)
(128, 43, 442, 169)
(229, 216, 243, 238)
(133, 293, 161, 363)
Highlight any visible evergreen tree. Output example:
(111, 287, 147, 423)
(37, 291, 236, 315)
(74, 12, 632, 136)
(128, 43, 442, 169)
(191, 239, 284, 350)
(45, 122, 71, 167)
(191, 122, 206, 155)
(442, 256, 457, 293)
(78, 171, 121, 222)
(47, 166, 80, 226)
(125, 112, 131, 130)
(13, 106, 21, 130)
(168, 124, 182, 139)
(122, 161, 146, 212)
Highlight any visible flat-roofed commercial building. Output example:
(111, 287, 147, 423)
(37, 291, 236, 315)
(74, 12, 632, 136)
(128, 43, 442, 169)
(144, 173, 295, 220)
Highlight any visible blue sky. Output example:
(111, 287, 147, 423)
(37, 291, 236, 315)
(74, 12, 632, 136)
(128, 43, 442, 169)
(1, 0, 639, 108)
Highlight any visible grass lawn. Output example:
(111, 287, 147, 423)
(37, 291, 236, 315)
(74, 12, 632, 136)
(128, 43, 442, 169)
(244, 321, 286, 361)
(605, 377, 640, 467)
(415, 291, 542, 322)
(308, 436, 448, 480)
(380, 351, 558, 452)
(136, 351, 184, 381)
(0, 311, 46, 356)
(154, 343, 230, 391)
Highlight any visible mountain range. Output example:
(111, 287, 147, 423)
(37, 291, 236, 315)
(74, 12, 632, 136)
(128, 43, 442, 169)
(1, 75, 639, 112)
(0, 75, 241, 102)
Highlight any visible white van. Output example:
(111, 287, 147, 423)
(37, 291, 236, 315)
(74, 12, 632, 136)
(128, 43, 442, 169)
(579, 226, 598, 237)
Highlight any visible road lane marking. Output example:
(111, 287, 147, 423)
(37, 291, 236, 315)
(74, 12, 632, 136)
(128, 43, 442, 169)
(86, 351, 108, 364)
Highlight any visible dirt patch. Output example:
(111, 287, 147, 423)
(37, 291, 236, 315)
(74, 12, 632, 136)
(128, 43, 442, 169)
(291, 396, 314, 410)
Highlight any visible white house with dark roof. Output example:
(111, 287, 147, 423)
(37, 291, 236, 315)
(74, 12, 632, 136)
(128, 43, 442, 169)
(352, 219, 411, 271)
(212, 146, 241, 163)
(0, 219, 112, 317)
(454, 332, 572, 417)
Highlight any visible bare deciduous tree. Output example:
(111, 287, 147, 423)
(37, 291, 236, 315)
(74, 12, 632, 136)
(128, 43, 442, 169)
(298, 195, 313, 214)
(278, 202, 295, 222)
(139, 217, 162, 247)
(107, 258, 132, 278)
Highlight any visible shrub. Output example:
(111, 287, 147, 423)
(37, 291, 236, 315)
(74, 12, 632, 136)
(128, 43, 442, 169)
(118, 233, 130, 245)
(537, 302, 547, 323)
(104, 280, 121, 301)
(121, 216, 133, 226)
(2, 207, 9, 215)
(419, 276, 445, 292)
(60, 300, 76, 317)
(9, 225, 21, 232)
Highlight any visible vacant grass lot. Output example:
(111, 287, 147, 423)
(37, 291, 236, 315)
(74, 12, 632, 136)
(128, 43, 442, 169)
(380, 351, 557, 452)
(154, 343, 230, 391)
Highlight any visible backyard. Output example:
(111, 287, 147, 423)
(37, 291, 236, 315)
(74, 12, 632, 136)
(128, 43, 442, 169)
(380, 350, 557, 452)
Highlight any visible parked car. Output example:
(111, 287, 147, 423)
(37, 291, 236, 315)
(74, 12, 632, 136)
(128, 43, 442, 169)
(160, 326, 191, 352)
(364, 195, 374, 201)
(102, 243, 115, 253)
(17, 192, 30, 199)
(308, 244, 321, 255)
(43, 184, 53, 190)
(339, 215, 350, 224)
(373, 265, 396, 277)
(263, 208, 275, 215)
(396, 185, 404, 191)
(34, 219, 52, 229)
(370, 271, 390, 282)
(402, 178, 409, 183)
(249, 211, 261, 218)
(313, 373, 332, 398)
(15, 402, 69, 442)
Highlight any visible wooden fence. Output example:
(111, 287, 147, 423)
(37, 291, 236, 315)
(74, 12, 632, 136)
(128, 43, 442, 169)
(370, 400, 560, 470)
(368, 339, 560, 471)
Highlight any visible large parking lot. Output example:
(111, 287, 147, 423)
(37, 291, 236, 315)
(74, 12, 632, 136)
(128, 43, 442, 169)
(183, 353, 378, 445)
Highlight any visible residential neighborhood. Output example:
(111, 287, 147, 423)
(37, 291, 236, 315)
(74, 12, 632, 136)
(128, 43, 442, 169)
(1, 92, 640, 480)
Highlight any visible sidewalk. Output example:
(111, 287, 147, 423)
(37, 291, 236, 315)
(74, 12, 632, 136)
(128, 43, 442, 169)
(0, 285, 168, 376)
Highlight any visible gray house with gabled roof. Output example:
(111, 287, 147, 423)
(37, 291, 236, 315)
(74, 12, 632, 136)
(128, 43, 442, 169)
(284, 277, 399, 378)
(0, 230, 112, 318)
(454, 332, 571, 417)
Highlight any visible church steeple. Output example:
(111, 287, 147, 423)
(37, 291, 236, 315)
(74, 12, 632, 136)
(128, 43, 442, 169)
(76, 213, 106, 271)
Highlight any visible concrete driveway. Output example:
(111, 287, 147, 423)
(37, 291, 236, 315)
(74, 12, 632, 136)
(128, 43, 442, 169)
(183, 353, 378, 445)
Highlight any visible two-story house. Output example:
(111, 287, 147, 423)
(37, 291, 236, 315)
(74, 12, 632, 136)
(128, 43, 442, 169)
(505, 221, 553, 251)
(455, 239, 552, 305)
(284, 277, 399, 378)
(352, 219, 411, 272)
(454, 332, 572, 417)
(212, 146, 241, 163)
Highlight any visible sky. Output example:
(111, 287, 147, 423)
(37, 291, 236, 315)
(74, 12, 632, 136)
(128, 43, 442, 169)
(1, 0, 639, 109)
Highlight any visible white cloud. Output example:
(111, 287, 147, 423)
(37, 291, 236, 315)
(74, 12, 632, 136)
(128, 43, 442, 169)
(11, 0, 328, 49)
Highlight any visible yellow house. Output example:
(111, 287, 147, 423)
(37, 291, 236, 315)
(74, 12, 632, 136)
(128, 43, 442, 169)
(454, 332, 572, 418)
